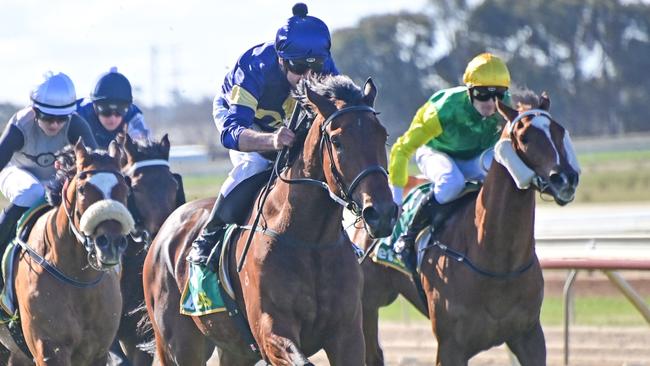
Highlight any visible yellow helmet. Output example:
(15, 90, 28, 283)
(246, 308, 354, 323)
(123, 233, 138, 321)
(463, 53, 510, 88)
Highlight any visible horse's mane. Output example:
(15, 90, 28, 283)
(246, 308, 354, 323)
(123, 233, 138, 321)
(294, 74, 364, 109)
(46, 146, 118, 206)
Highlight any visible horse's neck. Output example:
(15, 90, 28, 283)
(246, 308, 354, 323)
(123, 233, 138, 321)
(46, 206, 98, 278)
(473, 162, 536, 266)
(263, 146, 344, 245)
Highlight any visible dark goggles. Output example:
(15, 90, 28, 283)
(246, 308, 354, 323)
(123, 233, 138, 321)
(95, 102, 129, 117)
(34, 110, 71, 124)
(285, 57, 325, 75)
(470, 86, 507, 102)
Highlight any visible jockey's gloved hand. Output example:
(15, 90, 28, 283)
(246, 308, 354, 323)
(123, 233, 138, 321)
(273, 126, 296, 150)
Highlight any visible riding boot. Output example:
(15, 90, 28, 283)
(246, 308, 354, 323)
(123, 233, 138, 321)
(395, 191, 440, 255)
(186, 196, 227, 267)
(0, 204, 29, 289)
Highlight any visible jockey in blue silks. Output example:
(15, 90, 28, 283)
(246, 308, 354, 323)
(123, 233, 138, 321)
(187, 3, 339, 266)
(76, 68, 150, 149)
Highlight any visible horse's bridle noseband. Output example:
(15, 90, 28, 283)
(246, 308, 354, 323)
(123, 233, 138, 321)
(276, 105, 388, 216)
(63, 169, 127, 270)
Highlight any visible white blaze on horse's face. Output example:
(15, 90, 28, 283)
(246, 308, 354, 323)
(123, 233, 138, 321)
(528, 114, 561, 165)
(88, 172, 119, 199)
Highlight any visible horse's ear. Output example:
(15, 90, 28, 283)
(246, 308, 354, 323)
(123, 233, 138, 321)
(496, 99, 519, 122)
(108, 140, 122, 162)
(115, 132, 126, 146)
(362, 77, 377, 107)
(540, 91, 551, 111)
(160, 134, 171, 159)
(305, 85, 337, 119)
(74, 137, 88, 163)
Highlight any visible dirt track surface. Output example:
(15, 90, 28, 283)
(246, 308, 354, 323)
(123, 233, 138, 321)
(208, 323, 650, 365)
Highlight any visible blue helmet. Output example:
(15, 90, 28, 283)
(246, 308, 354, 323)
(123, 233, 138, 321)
(275, 3, 331, 60)
(91, 67, 133, 104)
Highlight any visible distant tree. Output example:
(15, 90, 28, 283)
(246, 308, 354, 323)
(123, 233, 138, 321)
(332, 0, 650, 138)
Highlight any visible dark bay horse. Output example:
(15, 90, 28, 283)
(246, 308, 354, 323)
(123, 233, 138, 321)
(143, 75, 397, 365)
(358, 93, 580, 365)
(111, 133, 181, 365)
(0, 140, 134, 365)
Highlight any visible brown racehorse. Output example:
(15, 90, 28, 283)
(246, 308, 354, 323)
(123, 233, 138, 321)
(143, 75, 398, 365)
(358, 93, 580, 365)
(110, 133, 181, 365)
(0, 140, 134, 365)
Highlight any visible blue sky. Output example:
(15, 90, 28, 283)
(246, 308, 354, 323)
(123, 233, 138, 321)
(0, 0, 426, 107)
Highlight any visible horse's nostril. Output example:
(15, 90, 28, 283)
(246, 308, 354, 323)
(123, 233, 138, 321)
(116, 236, 128, 250)
(362, 206, 380, 224)
(549, 172, 566, 187)
(95, 235, 109, 248)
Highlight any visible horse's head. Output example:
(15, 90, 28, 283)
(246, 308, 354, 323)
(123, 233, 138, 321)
(496, 93, 580, 205)
(62, 139, 134, 269)
(298, 76, 398, 238)
(119, 133, 178, 245)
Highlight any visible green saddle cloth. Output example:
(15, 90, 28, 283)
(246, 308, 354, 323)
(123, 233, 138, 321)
(180, 224, 240, 316)
(370, 183, 433, 275)
(1, 197, 51, 322)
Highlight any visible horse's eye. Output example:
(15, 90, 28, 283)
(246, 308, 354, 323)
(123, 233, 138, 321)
(78, 185, 85, 194)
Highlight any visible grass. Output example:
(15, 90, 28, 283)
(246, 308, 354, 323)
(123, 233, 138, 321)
(379, 295, 650, 326)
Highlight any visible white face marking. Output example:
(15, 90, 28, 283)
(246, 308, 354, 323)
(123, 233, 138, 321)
(530, 115, 561, 165)
(87, 172, 119, 199)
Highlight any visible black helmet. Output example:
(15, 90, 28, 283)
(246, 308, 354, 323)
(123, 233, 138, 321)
(91, 67, 133, 104)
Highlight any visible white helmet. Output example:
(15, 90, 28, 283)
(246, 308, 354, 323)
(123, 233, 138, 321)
(30, 71, 77, 115)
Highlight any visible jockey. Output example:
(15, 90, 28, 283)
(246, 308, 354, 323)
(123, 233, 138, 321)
(186, 2, 339, 266)
(0, 72, 97, 254)
(389, 53, 515, 249)
(76, 67, 150, 149)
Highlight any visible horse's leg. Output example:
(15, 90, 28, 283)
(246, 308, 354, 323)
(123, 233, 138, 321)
(435, 337, 469, 366)
(219, 349, 259, 366)
(506, 322, 546, 366)
(262, 333, 312, 366)
(362, 304, 384, 366)
(322, 320, 365, 366)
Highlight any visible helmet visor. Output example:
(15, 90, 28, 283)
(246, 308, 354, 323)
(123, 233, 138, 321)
(95, 102, 129, 117)
(286, 57, 324, 75)
(34, 109, 71, 124)
(470, 86, 507, 102)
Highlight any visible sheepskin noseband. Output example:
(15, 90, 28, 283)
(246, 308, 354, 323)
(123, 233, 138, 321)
(79, 199, 135, 236)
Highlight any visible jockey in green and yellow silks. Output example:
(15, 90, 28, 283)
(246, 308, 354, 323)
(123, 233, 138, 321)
(389, 53, 512, 250)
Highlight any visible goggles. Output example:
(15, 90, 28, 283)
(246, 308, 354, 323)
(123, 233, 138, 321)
(285, 57, 325, 75)
(35, 109, 71, 125)
(470, 86, 507, 102)
(95, 102, 129, 117)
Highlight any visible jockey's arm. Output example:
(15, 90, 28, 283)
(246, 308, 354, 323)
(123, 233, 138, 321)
(0, 124, 24, 172)
(237, 127, 295, 152)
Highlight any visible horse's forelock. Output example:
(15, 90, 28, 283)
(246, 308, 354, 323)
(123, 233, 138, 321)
(295, 75, 364, 109)
(127, 138, 169, 161)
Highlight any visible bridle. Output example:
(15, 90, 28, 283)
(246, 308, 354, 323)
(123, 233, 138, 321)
(62, 169, 127, 271)
(124, 159, 171, 249)
(275, 105, 388, 216)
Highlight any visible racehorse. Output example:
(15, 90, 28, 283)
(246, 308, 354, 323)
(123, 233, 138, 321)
(143, 75, 398, 365)
(110, 133, 182, 365)
(0, 139, 134, 365)
(357, 93, 580, 365)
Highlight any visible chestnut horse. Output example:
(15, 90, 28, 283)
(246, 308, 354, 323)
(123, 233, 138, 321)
(143, 75, 397, 365)
(109, 133, 181, 365)
(0, 140, 134, 365)
(358, 93, 580, 365)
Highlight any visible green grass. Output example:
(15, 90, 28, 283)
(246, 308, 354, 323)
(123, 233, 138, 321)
(379, 295, 650, 326)
(182, 175, 226, 202)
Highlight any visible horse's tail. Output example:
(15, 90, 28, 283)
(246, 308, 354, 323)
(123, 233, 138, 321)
(134, 302, 156, 355)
